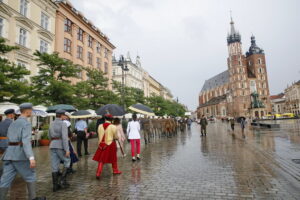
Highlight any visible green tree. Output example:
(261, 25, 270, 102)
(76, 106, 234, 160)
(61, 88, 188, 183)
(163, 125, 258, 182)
(74, 68, 118, 110)
(112, 81, 145, 107)
(0, 38, 30, 103)
(31, 51, 81, 105)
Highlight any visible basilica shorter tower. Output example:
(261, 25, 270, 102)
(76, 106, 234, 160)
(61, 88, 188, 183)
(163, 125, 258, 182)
(197, 17, 271, 119)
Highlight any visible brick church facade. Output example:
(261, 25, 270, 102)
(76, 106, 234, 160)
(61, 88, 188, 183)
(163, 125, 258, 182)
(197, 18, 271, 119)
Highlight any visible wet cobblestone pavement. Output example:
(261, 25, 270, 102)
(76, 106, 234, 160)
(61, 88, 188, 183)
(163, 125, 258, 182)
(5, 120, 300, 199)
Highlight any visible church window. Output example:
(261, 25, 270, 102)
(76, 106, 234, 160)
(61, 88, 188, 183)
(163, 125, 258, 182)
(238, 60, 241, 66)
(258, 58, 262, 64)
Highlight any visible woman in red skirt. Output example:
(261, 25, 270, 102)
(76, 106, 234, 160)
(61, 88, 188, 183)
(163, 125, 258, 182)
(93, 114, 122, 179)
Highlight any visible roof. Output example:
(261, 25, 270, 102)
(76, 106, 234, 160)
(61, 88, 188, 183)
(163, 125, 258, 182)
(199, 95, 227, 108)
(270, 93, 284, 100)
(201, 70, 229, 92)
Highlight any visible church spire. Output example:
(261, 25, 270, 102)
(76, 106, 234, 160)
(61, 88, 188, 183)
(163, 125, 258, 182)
(227, 13, 241, 45)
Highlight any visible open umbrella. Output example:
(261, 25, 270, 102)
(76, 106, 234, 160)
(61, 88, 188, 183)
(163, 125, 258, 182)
(70, 110, 93, 119)
(46, 104, 77, 113)
(96, 104, 125, 116)
(128, 103, 155, 116)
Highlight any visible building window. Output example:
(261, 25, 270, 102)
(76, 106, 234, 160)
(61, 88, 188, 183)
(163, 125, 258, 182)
(77, 46, 83, 60)
(77, 28, 83, 41)
(64, 18, 72, 33)
(20, 0, 28, 17)
(40, 39, 48, 53)
(64, 38, 71, 53)
(104, 48, 108, 58)
(96, 57, 101, 69)
(87, 52, 93, 65)
(96, 42, 101, 53)
(258, 58, 262, 64)
(104, 62, 108, 73)
(88, 35, 93, 47)
(0, 18, 3, 37)
(19, 28, 27, 47)
(248, 61, 251, 66)
(41, 12, 49, 30)
(113, 69, 116, 76)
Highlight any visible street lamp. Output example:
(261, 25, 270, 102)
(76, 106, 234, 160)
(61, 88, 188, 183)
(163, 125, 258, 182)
(118, 55, 129, 109)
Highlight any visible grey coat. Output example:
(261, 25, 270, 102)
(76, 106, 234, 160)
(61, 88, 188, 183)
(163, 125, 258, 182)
(48, 118, 69, 152)
(0, 118, 13, 149)
(2, 117, 34, 161)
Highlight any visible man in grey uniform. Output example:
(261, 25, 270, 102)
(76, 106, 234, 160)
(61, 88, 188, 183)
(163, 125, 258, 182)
(48, 109, 71, 192)
(0, 103, 45, 200)
(0, 109, 15, 175)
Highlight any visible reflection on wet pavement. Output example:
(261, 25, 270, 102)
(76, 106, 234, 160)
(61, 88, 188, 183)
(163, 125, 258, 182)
(5, 120, 300, 199)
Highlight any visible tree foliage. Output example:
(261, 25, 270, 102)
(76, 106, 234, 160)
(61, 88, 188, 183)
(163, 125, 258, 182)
(30, 51, 81, 105)
(74, 68, 118, 110)
(0, 38, 30, 103)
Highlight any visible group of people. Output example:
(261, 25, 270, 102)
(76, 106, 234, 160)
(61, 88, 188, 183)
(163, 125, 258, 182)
(0, 102, 200, 199)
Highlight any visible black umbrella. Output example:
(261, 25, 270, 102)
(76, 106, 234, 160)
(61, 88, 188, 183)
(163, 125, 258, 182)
(96, 104, 125, 116)
(128, 103, 155, 116)
(46, 104, 77, 113)
(71, 110, 93, 119)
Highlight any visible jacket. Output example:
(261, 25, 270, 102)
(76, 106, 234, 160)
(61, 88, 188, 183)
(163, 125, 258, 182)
(2, 117, 34, 161)
(48, 118, 69, 152)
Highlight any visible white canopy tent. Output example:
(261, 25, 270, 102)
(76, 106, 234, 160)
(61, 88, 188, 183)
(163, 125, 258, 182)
(0, 102, 19, 115)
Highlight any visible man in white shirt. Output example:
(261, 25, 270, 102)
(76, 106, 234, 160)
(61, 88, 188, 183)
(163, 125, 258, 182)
(75, 119, 89, 157)
(127, 114, 141, 161)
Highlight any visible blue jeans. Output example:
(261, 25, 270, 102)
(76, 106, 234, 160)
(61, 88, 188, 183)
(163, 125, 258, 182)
(0, 160, 36, 188)
(50, 148, 71, 172)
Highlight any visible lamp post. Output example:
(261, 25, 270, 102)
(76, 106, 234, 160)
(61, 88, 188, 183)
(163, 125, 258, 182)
(118, 55, 129, 109)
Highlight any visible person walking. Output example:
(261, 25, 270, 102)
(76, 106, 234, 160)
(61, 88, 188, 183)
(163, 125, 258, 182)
(240, 117, 246, 137)
(113, 118, 126, 151)
(75, 118, 89, 157)
(199, 115, 208, 136)
(230, 118, 235, 131)
(0, 109, 15, 176)
(63, 118, 78, 174)
(48, 110, 71, 192)
(127, 114, 141, 161)
(93, 114, 122, 179)
(0, 103, 45, 200)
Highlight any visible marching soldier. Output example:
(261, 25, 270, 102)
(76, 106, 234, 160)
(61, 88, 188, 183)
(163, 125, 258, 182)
(48, 110, 71, 192)
(0, 103, 45, 200)
(0, 109, 15, 175)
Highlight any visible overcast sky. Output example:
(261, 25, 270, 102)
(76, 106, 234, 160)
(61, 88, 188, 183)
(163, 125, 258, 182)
(70, 0, 300, 110)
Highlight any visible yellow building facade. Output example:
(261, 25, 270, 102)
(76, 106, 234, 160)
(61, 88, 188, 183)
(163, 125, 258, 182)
(0, 0, 57, 77)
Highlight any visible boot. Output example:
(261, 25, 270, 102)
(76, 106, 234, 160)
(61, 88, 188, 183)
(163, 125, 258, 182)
(0, 187, 8, 200)
(52, 172, 61, 192)
(32, 197, 47, 200)
(61, 168, 70, 188)
(96, 162, 103, 179)
(112, 162, 122, 174)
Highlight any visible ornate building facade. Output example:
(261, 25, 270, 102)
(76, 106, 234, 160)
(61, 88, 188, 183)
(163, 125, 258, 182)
(112, 52, 173, 100)
(0, 0, 57, 78)
(55, 0, 115, 87)
(284, 80, 300, 115)
(197, 18, 271, 119)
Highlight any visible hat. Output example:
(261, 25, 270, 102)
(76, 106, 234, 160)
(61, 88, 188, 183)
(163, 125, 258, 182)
(19, 103, 33, 110)
(4, 109, 15, 115)
(56, 109, 67, 115)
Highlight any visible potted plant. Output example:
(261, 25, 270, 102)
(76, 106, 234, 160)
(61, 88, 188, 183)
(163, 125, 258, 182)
(39, 124, 50, 146)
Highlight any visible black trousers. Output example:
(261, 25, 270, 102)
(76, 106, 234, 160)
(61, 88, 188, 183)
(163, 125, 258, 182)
(76, 131, 88, 155)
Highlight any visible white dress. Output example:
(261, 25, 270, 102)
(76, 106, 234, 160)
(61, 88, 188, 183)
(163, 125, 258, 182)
(127, 121, 141, 139)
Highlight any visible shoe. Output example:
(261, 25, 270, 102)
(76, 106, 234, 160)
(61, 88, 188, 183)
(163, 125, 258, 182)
(52, 172, 62, 192)
(132, 157, 136, 162)
(137, 155, 141, 160)
(85, 152, 90, 155)
(78, 154, 82, 157)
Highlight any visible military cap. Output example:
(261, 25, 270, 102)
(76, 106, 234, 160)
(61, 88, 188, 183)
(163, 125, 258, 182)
(19, 103, 33, 110)
(4, 109, 15, 115)
(56, 109, 67, 115)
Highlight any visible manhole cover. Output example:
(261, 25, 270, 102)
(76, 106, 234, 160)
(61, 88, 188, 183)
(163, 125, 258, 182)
(292, 159, 300, 164)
